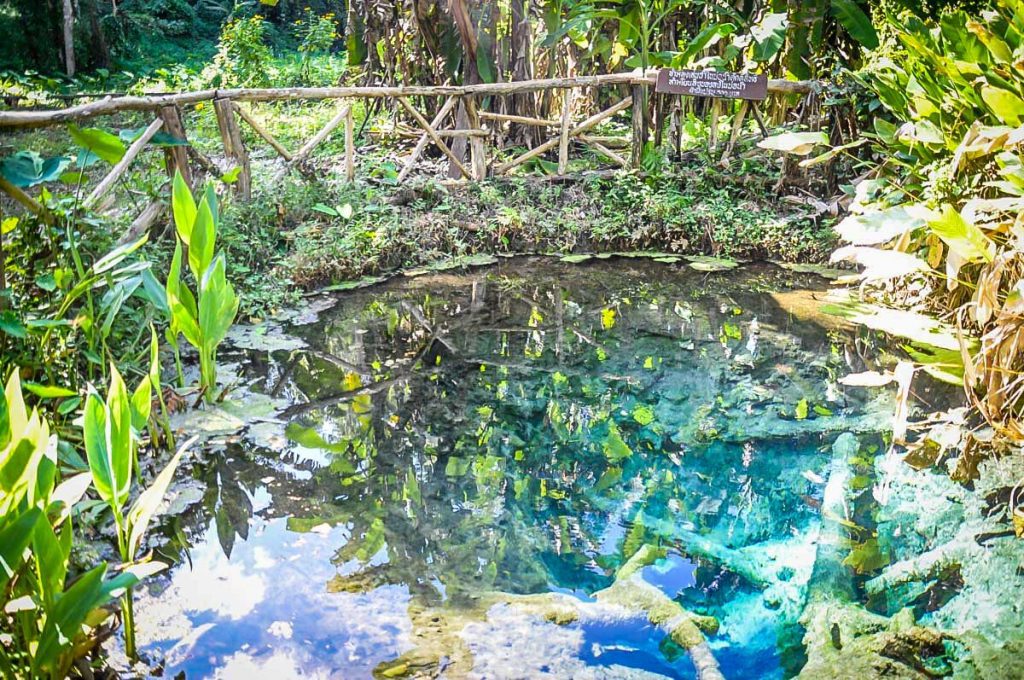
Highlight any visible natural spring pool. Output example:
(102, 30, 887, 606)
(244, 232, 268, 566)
(121, 257, 1021, 680)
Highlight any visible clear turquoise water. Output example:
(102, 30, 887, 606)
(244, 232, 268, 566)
(134, 258, 894, 679)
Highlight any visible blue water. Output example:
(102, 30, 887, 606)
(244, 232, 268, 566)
(133, 258, 889, 678)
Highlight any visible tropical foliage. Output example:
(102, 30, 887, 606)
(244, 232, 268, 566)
(830, 0, 1024, 442)
(165, 170, 240, 400)
(0, 369, 182, 676)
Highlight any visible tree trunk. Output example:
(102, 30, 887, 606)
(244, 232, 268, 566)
(62, 0, 76, 77)
(86, 0, 110, 68)
(509, 0, 537, 146)
(448, 0, 481, 178)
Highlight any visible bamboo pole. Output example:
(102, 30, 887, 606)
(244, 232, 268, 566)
(0, 74, 816, 128)
(708, 99, 721, 151)
(720, 100, 750, 164)
(84, 117, 163, 209)
(234, 103, 293, 161)
(118, 200, 165, 245)
(397, 95, 459, 184)
(345, 105, 355, 182)
(214, 98, 251, 199)
(579, 135, 627, 167)
(0, 176, 46, 216)
(158, 104, 191, 186)
(396, 97, 471, 180)
(273, 103, 351, 182)
(479, 111, 558, 127)
(494, 96, 633, 175)
(557, 89, 574, 175)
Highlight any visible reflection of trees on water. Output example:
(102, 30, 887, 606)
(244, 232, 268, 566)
(183, 262, 894, 675)
(253, 265, 858, 604)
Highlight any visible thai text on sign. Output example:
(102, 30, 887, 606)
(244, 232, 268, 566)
(655, 70, 768, 100)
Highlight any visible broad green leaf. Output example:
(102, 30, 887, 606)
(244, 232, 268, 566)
(148, 326, 161, 388)
(130, 375, 152, 433)
(823, 294, 976, 352)
(927, 205, 994, 263)
(6, 371, 28, 442)
(68, 125, 126, 164)
(831, 0, 879, 50)
(35, 564, 124, 673)
(758, 131, 829, 156)
(0, 436, 38, 497)
(83, 392, 114, 504)
(32, 519, 69, 608)
(678, 23, 735, 66)
(188, 200, 216, 281)
(0, 151, 70, 188)
(51, 472, 93, 521)
(966, 20, 1012, 62)
(834, 206, 926, 245)
(0, 312, 28, 339)
(118, 126, 189, 147)
(126, 438, 191, 559)
(92, 234, 148, 276)
(204, 182, 219, 228)
(750, 12, 787, 62)
(981, 85, 1024, 126)
(171, 170, 197, 244)
(0, 508, 41, 592)
(798, 139, 867, 168)
(166, 244, 201, 349)
(198, 255, 240, 354)
(106, 365, 133, 507)
(795, 398, 809, 420)
(23, 383, 77, 399)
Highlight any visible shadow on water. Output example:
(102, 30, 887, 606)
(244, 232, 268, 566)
(132, 257, 913, 679)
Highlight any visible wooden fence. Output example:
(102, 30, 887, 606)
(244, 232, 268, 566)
(0, 71, 814, 219)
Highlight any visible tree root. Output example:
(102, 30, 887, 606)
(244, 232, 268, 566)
(863, 524, 983, 598)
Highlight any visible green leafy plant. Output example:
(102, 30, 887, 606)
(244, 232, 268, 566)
(165, 170, 240, 400)
(84, 361, 192, 659)
(210, 14, 273, 86)
(0, 370, 151, 678)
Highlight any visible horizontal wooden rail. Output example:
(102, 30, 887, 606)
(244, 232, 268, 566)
(0, 70, 821, 218)
(0, 72, 816, 128)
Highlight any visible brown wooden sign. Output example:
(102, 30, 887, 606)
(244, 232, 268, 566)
(656, 69, 768, 101)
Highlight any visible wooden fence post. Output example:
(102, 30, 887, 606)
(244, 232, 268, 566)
(344, 105, 355, 182)
(464, 96, 487, 181)
(630, 84, 649, 168)
(158, 104, 191, 186)
(557, 89, 575, 175)
(214, 98, 251, 200)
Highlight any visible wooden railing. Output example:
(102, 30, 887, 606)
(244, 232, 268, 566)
(0, 71, 815, 219)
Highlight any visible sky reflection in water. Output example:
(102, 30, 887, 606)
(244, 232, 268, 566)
(134, 259, 892, 679)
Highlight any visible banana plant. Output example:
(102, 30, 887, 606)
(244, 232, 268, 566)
(165, 170, 239, 401)
(0, 370, 148, 679)
(84, 361, 194, 659)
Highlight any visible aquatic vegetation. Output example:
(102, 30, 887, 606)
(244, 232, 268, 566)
(0, 370, 149, 678)
(165, 170, 240, 400)
(83, 357, 192, 659)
